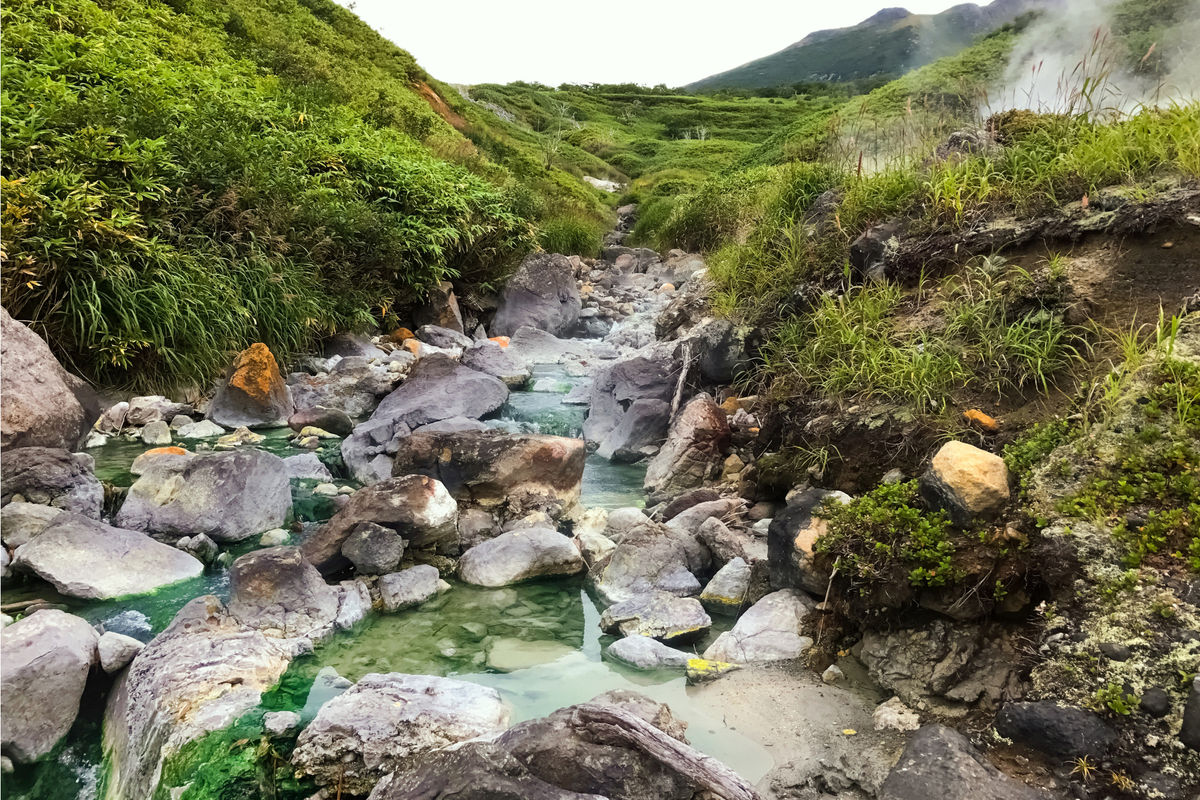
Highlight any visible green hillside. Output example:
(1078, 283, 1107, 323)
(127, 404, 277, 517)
(687, 0, 1041, 91)
(0, 0, 609, 390)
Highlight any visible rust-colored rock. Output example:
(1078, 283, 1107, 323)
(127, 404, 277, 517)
(386, 327, 415, 343)
(206, 343, 293, 429)
(488, 336, 510, 348)
(962, 409, 1000, 432)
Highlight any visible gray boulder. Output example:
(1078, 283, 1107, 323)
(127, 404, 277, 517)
(584, 344, 679, 456)
(0, 501, 64, 548)
(994, 701, 1116, 760)
(302, 475, 458, 574)
(227, 547, 341, 639)
(378, 565, 442, 611)
(207, 343, 294, 429)
(125, 396, 191, 427)
(461, 340, 531, 388)
(282, 452, 333, 481)
(418, 324, 473, 349)
(1, 610, 98, 762)
(291, 672, 510, 796)
(699, 557, 752, 615)
(411, 416, 491, 434)
(703, 589, 812, 663)
(590, 520, 706, 605)
(98, 631, 145, 673)
(115, 449, 291, 542)
(341, 521, 405, 575)
(413, 281, 465, 333)
(606, 635, 692, 670)
(1, 306, 97, 451)
(0, 447, 102, 518)
(288, 363, 402, 420)
(176, 532, 219, 564)
(879, 724, 1049, 800)
(595, 399, 671, 462)
(491, 253, 581, 338)
(685, 318, 748, 383)
(643, 394, 730, 502)
(13, 513, 203, 599)
(322, 332, 387, 359)
(664, 498, 742, 536)
(599, 591, 711, 643)
(1183, 677, 1200, 750)
(288, 406, 354, 437)
(176, 419, 225, 440)
(341, 355, 508, 484)
(458, 527, 584, 587)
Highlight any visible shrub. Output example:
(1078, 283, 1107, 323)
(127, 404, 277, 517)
(537, 215, 602, 257)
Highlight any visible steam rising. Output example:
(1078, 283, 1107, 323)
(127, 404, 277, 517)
(987, 0, 1200, 116)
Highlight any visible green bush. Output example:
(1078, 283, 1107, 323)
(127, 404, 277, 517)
(537, 216, 602, 257)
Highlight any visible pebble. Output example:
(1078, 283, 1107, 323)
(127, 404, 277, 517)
(821, 665, 845, 684)
(313, 483, 339, 497)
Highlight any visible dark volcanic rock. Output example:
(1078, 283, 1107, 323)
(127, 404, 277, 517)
(879, 724, 1049, 800)
(994, 701, 1116, 759)
(0, 447, 103, 518)
(491, 253, 581, 338)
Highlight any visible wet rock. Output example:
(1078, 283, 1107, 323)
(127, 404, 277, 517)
(1178, 677, 1199, 750)
(342, 355, 508, 484)
(115, 449, 291, 542)
(14, 512, 203, 599)
(491, 253, 582, 338)
(282, 452, 333, 481)
(140, 419, 172, 445)
(303, 475, 458, 574)
(341, 521, 405, 575)
(0, 447, 103, 518)
(263, 710, 302, 738)
(0, 501, 64, 548)
(1, 306, 98, 451)
(291, 672, 510, 796)
(370, 690, 709, 800)
(1, 610, 98, 762)
(391, 429, 585, 521)
(459, 527, 584, 587)
(461, 340, 531, 388)
(606, 634, 692, 670)
(378, 565, 441, 611)
(599, 591, 711, 643)
(703, 589, 812, 663)
(699, 557, 752, 614)
(335, 578, 373, 629)
(994, 701, 1116, 759)
(288, 406, 353, 437)
(879, 724, 1048, 800)
(590, 520, 705, 604)
(177, 533, 219, 564)
(98, 631, 145, 673)
(584, 343, 679, 457)
(260, 529, 290, 546)
(920, 440, 1010, 525)
(207, 343, 293, 428)
(176, 419, 225, 439)
(418, 324, 473, 350)
(228, 547, 341, 639)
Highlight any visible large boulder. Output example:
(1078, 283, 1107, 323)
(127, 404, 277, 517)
(461, 340, 531, 388)
(0, 447, 103, 517)
(288, 359, 405, 420)
(302, 475, 458, 574)
(491, 253, 581, 338)
(458, 527, 584, 587)
(684, 318, 748, 383)
(920, 441, 1010, 525)
(703, 589, 812, 664)
(643, 394, 729, 502)
(287, 406, 355, 437)
(370, 690, 721, 800)
(341, 355, 508, 484)
(390, 430, 585, 521)
(699, 557, 752, 615)
(595, 398, 671, 462)
(227, 547, 341, 639)
(341, 522, 405, 575)
(0, 501, 64, 548)
(125, 396, 191, 427)
(599, 591, 711, 643)
(590, 520, 707, 605)
(879, 724, 1049, 800)
(413, 280, 465, 333)
(993, 701, 1116, 760)
(417, 324, 473, 350)
(291, 672, 510, 796)
(378, 565, 441, 611)
(584, 344, 679, 456)
(115, 449, 291, 542)
(0, 306, 97, 451)
(13, 512, 203, 599)
(1, 610, 98, 762)
(766, 488, 851, 594)
(322, 332, 387, 359)
(207, 343, 293, 428)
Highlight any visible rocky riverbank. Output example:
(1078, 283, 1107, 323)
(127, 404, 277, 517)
(3, 203, 1198, 800)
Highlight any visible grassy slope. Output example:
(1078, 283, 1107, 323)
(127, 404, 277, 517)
(0, 0, 608, 389)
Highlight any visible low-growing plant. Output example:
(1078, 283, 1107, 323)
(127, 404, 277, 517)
(537, 215, 602, 257)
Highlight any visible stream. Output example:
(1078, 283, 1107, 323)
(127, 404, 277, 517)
(1, 364, 773, 800)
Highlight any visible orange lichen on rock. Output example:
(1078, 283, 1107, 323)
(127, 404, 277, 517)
(228, 343, 284, 402)
(963, 409, 1000, 432)
(404, 339, 422, 356)
(387, 327, 415, 343)
(144, 446, 187, 457)
(488, 336, 510, 348)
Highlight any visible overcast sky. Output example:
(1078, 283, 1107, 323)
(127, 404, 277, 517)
(339, 0, 977, 86)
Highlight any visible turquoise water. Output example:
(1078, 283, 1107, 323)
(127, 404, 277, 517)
(2, 363, 745, 800)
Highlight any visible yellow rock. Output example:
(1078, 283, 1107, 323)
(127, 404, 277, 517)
(926, 440, 1010, 521)
(686, 657, 739, 685)
(298, 426, 337, 440)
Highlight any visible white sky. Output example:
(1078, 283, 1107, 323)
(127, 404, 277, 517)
(339, 0, 978, 87)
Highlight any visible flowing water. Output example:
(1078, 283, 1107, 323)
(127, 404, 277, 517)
(2, 365, 772, 799)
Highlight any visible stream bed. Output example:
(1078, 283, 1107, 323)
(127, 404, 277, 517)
(2, 365, 774, 800)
